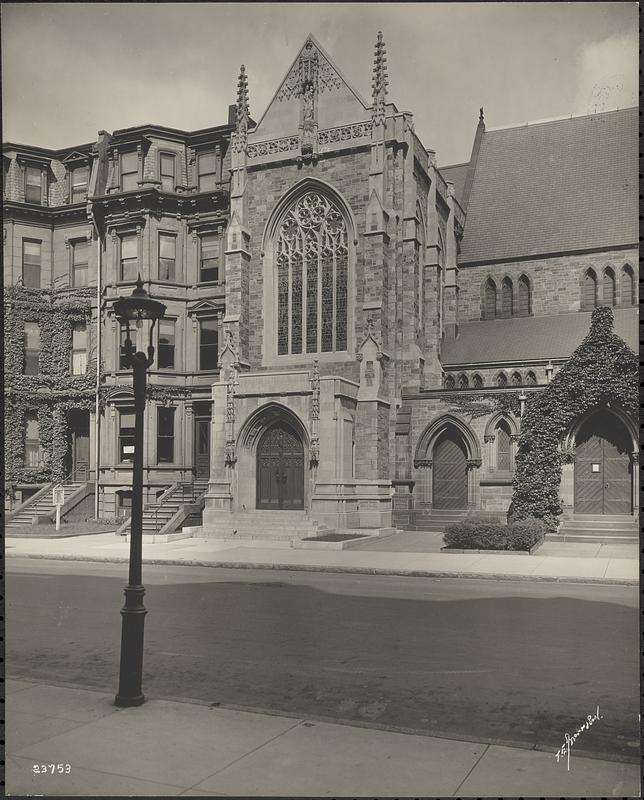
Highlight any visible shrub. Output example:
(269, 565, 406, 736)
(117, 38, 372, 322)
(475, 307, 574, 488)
(443, 515, 546, 551)
(443, 519, 507, 550)
(507, 517, 546, 550)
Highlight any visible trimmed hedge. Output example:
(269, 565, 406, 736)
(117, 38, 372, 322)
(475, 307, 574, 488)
(443, 516, 546, 551)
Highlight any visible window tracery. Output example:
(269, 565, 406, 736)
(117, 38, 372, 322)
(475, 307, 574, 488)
(276, 192, 348, 355)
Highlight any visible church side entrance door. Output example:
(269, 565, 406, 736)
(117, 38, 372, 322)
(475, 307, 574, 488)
(574, 411, 631, 514)
(433, 431, 468, 509)
(256, 423, 304, 510)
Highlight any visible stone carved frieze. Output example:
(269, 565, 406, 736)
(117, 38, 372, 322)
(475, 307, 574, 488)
(318, 122, 373, 146)
(277, 39, 342, 101)
(247, 136, 300, 160)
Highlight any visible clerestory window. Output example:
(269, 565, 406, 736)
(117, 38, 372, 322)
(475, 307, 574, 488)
(276, 192, 348, 355)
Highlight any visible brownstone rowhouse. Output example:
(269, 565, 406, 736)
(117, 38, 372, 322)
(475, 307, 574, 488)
(4, 33, 638, 537)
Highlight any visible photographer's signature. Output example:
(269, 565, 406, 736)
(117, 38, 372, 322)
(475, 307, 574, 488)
(555, 705, 603, 770)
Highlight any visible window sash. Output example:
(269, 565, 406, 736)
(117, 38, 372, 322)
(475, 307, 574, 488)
(25, 166, 42, 203)
(199, 320, 218, 370)
(120, 235, 138, 280)
(119, 325, 130, 369)
(23, 241, 42, 287)
(72, 352, 87, 375)
(71, 166, 88, 201)
(200, 234, 219, 282)
(24, 440, 41, 467)
(160, 155, 176, 191)
(157, 408, 175, 463)
(158, 320, 176, 369)
(119, 409, 136, 462)
(120, 152, 138, 191)
(159, 234, 176, 281)
(198, 153, 217, 191)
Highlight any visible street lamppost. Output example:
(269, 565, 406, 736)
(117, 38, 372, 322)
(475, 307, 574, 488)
(113, 276, 166, 707)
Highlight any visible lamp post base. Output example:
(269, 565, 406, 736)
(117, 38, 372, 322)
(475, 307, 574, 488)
(114, 692, 146, 707)
(114, 584, 147, 707)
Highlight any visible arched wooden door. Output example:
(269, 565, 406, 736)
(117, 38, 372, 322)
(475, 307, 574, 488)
(433, 430, 468, 509)
(256, 423, 304, 510)
(574, 411, 632, 514)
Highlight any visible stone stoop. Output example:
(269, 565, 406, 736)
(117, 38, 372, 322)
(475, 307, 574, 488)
(550, 513, 639, 543)
(188, 510, 335, 542)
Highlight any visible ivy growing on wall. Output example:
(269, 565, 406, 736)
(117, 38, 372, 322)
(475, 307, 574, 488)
(512, 306, 637, 529)
(4, 284, 102, 485)
(441, 391, 521, 419)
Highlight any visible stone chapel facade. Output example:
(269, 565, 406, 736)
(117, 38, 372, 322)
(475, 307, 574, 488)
(4, 33, 638, 534)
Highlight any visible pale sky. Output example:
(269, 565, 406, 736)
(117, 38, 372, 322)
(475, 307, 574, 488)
(2, 2, 638, 165)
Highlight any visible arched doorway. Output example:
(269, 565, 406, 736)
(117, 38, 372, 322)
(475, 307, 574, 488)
(574, 410, 632, 514)
(256, 422, 304, 510)
(433, 430, 468, 509)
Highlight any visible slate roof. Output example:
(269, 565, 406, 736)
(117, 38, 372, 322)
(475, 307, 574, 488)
(438, 162, 468, 206)
(441, 307, 637, 365)
(456, 108, 638, 265)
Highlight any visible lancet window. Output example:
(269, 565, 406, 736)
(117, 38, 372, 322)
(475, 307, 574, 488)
(276, 192, 348, 355)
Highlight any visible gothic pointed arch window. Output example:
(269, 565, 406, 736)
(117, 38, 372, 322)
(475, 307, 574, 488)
(525, 371, 537, 386)
(444, 375, 455, 390)
(275, 191, 349, 355)
(484, 278, 497, 320)
(496, 419, 512, 472)
(501, 277, 513, 318)
(518, 275, 531, 316)
(602, 267, 616, 307)
(621, 264, 635, 306)
(416, 201, 426, 327)
(473, 374, 484, 389)
(581, 268, 597, 310)
(511, 371, 522, 387)
(496, 372, 508, 388)
(457, 373, 469, 390)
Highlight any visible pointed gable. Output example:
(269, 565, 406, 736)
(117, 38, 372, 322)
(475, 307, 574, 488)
(250, 34, 370, 142)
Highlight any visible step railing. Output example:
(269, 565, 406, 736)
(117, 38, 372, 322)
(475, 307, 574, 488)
(6, 482, 54, 521)
(116, 482, 179, 535)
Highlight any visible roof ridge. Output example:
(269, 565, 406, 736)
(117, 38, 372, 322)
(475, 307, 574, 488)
(485, 106, 637, 133)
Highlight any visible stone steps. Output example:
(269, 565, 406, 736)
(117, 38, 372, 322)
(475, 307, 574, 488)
(196, 511, 328, 541)
(555, 514, 638, 542)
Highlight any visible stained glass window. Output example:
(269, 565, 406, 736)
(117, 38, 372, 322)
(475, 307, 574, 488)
(276, 192, 348, 355)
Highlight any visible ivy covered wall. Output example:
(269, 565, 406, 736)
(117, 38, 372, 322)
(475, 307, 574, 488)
(512, 306, 638, 529)
(4, 284, 100, 485)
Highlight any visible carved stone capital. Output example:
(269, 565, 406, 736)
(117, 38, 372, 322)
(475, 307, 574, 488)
(484, 434, 495, 443)
(466, 458, 482, 470)
(413, 459, 433, 469)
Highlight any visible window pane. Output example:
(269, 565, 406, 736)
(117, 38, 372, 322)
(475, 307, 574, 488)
(25, 412, 39, 439)
(26, 166, 42, 203)
(23, 240, 42, 286)
(121, 172, 138, 191)
(121, 152, 138, 173)
(158, 320, 175, 369)
(72, 165, 88, 186)
(157, 407, 175, 463)
(24, 351, 39, 375)
(199, 320, 218, 370)
(161, 154, 175, 177)
(23, 240, 42, 261)
(23, 264, 41, 288)
(24, 322, 40, 349)
(73, 264, 88, 287)
(497, 423, 511, 471)
(119, 408, 136, 462)
(198, 173, 217, 192)
(73, 240, 88, 265)
(121, 235, 137, 259)
(159, 234, 176, 259)
(72, 352, 87, 375)
(201, 234, 218, 256)
(199, 153, 216, 174)
(72, 322, 87, 348)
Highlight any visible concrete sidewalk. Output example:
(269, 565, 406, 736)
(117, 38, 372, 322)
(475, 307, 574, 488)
(5, 531, 638, 584)
(6, 678, 638, 797)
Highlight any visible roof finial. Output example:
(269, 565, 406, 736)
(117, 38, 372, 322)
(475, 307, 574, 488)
(371, 31, 388, 126)
(479, 106, 484, 122)
(236, 64, 250, 135)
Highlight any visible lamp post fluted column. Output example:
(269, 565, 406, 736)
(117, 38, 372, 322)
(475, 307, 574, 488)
(115, 348, 152, 707)
(112, 276, 166, 708)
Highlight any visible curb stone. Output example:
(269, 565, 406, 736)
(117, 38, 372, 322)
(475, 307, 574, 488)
(6, 551, 637, 585)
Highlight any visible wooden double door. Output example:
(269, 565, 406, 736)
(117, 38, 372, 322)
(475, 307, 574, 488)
(433, 431, 468, 509)
(574, 411, 632, 514)
(256, 423, 304, 510)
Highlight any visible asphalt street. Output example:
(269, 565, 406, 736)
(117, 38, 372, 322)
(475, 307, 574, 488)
(7, 558, 639, 758)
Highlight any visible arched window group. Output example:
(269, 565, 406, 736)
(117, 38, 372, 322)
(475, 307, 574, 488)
(581, 264, 635, 310)
(445, 370, 538, 390)
(276, 191, 348, 355)
(483, 275, 531, 320)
